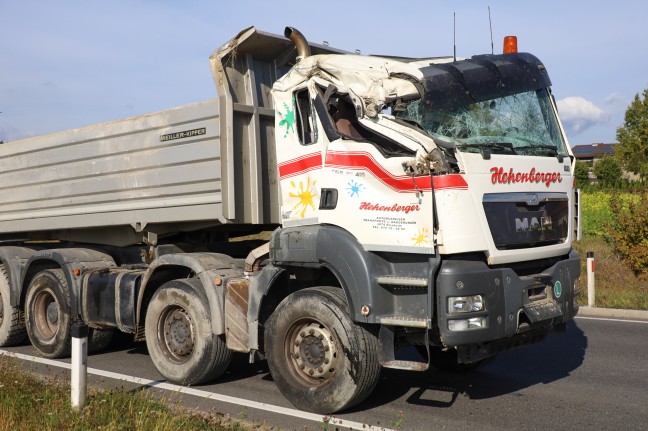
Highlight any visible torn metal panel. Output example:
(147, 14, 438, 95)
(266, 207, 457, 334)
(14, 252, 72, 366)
(273, 55, 423, 117)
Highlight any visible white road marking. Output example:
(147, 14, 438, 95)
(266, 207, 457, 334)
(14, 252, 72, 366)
(0, 349, 393, 431)
(575, 316, 648, 324)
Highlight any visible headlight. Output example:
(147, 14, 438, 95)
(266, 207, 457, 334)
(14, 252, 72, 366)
(448, 295, 484, 313)
(448, 317, 487, 331)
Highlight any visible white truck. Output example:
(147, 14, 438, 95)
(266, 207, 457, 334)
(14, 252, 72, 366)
(0, 26, 581, 414)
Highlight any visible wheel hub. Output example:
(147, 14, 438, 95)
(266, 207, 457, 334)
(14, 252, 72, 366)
(33, 289, 58, 339)
(163, 308, 194, 358)
(47, 302, 59, 325)
(291, 322, 336, 380)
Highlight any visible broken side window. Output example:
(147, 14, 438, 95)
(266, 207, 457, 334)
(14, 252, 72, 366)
(294, 88, 316, 145)
(321, 91, 413, 157)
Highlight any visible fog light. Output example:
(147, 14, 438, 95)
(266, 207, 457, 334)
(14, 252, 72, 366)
(448, 317, 487, 331)
(448, 295, 484, 313)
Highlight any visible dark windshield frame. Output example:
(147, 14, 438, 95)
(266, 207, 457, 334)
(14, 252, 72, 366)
(392, 53, 568, 157)
(417, 52, 552, 112)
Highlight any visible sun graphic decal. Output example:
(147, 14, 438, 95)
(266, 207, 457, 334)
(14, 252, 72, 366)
(411, 228, 431, 246)
(346, 179, 365, 198)
(289, 177, 318, 218)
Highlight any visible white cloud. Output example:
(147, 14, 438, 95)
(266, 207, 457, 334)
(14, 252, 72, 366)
(604, 92, 625, 105)
(556, 97, 609, 134)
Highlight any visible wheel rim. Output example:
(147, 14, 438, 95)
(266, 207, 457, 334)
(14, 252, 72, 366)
(285, 320, 338, 385)
(32, 288, 59, 340)
(158, 305, 195, 363)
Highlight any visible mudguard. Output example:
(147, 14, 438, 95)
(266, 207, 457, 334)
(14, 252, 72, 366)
(136, 253, 243, 336)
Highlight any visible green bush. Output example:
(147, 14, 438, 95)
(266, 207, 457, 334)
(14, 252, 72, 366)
(581, 192, 640, 237)
(593, 156, 622, 185)
(574, 160, 590, 189)
(581, 192, 613, 236)
(607, 190, 648, 279)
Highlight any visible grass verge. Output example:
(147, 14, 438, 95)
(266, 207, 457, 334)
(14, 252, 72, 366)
(574, 234, 648, 310)
(0, 356, 264, 431)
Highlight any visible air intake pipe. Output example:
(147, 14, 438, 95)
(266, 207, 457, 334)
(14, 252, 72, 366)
(284, 26, 311, 63)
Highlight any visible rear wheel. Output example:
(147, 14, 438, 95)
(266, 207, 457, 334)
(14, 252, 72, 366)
(88, 328, 114, 353)
(264, 287, 381, 414)
(145, 279, 232, 385)
(25, 269, 72, 358)
(0, 266, 27, 347)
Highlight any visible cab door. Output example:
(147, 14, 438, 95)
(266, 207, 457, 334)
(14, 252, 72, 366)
(319, 92, 436, 254)
(275, 85, 323, 226)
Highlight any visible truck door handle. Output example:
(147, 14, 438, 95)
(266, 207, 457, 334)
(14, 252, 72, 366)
(319, 188, 338, 210)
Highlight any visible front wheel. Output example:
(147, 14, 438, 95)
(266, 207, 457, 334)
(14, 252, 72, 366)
(264, 287, 381, 414)
(145, 279, 232, 385)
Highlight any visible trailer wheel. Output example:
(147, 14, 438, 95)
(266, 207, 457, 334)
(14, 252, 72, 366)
(88, 328, 114, 353)
(0, 266, 27, 347)
(264, 286, 381, 414)
(25, 269, 72, 358)
(145, 279, 232, 385)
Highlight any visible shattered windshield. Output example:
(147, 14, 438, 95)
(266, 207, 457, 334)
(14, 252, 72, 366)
(396, 89, 568, 157)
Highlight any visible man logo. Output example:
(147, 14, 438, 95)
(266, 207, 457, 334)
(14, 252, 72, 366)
(515, 216, 553, 232)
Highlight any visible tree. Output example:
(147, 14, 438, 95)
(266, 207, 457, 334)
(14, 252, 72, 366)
(574, 160, 590, 188)
(616, 87, 648, 176)
(593, 156, 622, 185)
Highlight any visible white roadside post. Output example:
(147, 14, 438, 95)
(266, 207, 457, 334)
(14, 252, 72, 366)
(587, 251, 595, 307)
(71, 323, 88, 410)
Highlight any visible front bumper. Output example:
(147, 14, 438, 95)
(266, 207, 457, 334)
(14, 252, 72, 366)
(436, 249, 580, 352)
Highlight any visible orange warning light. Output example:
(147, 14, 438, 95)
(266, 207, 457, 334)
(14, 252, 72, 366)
(503, 36, 518, 54)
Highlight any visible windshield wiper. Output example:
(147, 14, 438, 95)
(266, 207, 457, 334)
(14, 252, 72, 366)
(514, 144, 566, 161)
(455, 142, 515, 160)
(515, 145, 558, 154)
(456, 142, 515, 153)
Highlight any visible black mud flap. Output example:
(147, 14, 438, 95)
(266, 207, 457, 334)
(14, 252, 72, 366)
(523, 300, 563, 324)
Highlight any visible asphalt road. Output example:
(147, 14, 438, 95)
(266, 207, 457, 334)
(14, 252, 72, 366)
(2, 315, 647, 430)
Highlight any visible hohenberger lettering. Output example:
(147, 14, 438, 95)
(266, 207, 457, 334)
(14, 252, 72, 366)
(359, 202, 420, 214)
(160, 127, 206, 142)
(490, 167, 562, 187)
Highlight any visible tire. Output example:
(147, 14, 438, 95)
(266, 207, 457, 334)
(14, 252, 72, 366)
(25, 269, 72, 358)
(0, 265, 27, 347)
(264, 286, 381, 414)
(88, 328, 114, 353)
(145, 279, 232, 386)
(418, 346, 494, 372)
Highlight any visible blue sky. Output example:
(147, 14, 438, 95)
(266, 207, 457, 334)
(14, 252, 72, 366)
(1, 0, 647, 147)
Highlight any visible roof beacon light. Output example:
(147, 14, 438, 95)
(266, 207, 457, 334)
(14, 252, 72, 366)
(503, 36, 518, 54)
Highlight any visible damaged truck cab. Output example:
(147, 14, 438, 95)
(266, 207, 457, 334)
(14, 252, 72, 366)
(227, 27, 580, 411)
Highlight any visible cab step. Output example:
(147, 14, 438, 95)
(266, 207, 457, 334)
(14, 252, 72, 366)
(382, 360, 429, 371)
(376, 275, 428, 287)
(379, 315, 428, 328)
